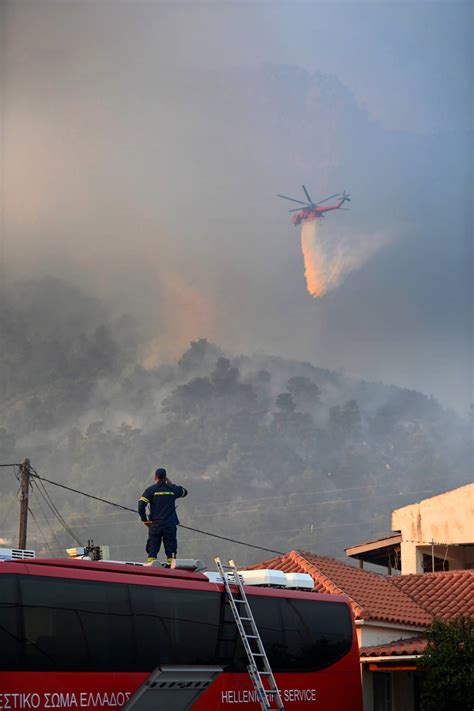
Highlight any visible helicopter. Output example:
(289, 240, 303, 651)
(278, 185, 350, 226)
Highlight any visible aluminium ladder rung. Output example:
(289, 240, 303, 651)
(215, 557, 284, 711)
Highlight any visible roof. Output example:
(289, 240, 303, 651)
(391, 569, 474, 621)
(345, 533, 402, 553)
(345, 534, 402, 569)
(360, 636, 427, 658)
(245, 550, 432, 627)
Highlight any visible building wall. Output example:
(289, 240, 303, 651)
(360, 623, 424, 648)
(392, 483, 474, 574)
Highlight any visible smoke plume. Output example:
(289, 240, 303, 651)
(300, 220, 388, 298)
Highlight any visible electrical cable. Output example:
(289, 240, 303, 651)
(38, 481, 81, 542)
(442, 544, 449, 572)
(11, 466, 452, 558)
(30, 471, 84, 547)
(26, 469, 422, 556)
(33, 472, 83, 544)
(179, 482, 433, 511)
(29, 470, 284, 555)
(27, 506, 56, 557)
(30, 484, 67, 554)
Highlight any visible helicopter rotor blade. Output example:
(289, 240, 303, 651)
(289, 206, 310, 212)
(302, 185, 313, 203)
(315, 193, 342, 205)
(277, 194, 309, 205)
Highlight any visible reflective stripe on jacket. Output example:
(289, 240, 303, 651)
(138, 482, 188, 525)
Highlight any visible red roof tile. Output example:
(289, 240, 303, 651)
(390, 570, 474, 621)
(360, 636, 427, 658)
(245, 550, 432, 627)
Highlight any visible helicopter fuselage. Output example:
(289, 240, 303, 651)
(278, 186, 351, 226)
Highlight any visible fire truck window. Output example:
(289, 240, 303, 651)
(0, 574, 22, 668)
(246, 595, 286, 670)
(279, 599, 353, 671)
(217, 593, 247, 671)
(20, 575, 135, 671)
(248, 595, 352, 672)
(130, 585, 221, 669)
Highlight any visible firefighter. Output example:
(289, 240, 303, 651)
(138, 468, 188, 565)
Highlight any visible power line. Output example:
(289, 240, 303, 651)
(8, 465, 435, 559)
(0, 515, 384, 533)
(2, 464, 399, 556)
(30, 473, 83, 547)
(29, 470, 284, 555)
(177, 491, 434, 519)
(30, 486, 67, 554)
(185, 482, 430, 511)
(29, 472, 433, 519)
(28, 506, 57, 557)
(27, 470, 395, 555)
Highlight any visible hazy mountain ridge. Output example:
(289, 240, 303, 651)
(0, 277, 471, 566)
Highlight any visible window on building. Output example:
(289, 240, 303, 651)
(422, 555, 449, 572)
(374, 672, 392, 711)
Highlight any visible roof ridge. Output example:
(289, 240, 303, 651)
(293, 549, 433, 625)
(290, 550, 366, 618)
(296, 548, 398, 581)
(388, 576, 436, 617)
(393, 569, 474, 581)
(360, 636, 428, 658)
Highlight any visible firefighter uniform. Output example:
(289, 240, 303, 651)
(138, 476, 188, 563)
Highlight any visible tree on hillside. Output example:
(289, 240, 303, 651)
(329, 399, 362, 442)
(287, 376, 321, 408)
(211, 357, 239, 393)
(178, 338, 222, 373)
(162, 377, 213, 419)
(419, 617, 474, 711)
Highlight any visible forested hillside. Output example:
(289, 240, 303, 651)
(0, 278, 471, 567)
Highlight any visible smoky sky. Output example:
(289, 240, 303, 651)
(1, 0, 472, 412)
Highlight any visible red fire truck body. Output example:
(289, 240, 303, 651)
(0, 558, 362, 710)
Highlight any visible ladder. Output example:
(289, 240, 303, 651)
(214, 557, 284, 711)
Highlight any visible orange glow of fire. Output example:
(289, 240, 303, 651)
(300, 221, 384, 298)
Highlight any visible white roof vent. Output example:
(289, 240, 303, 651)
(203, 569, 287, 587)
(0, 548, 36, 561)
(203, 571, 223, 584)
(284, 572, 314, 590)
(203, 569, 312, 589)
(237, 569, 288, 588)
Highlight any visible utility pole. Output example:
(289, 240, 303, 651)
(18, 458, 31, 550)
